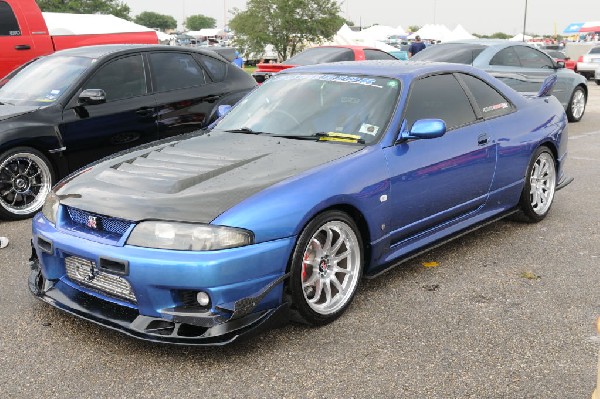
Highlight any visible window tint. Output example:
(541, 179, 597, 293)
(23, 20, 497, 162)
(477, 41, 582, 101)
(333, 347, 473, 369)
(0, 1, 20, 36)
(410, 43, 486, 64)
(490, 47, 521, 66)
(150, 52, 207, 91)
(283, 47, 354, 65)
(364, 49, 397, 61)
(83, 54, 146, 101)
(458, 74, 513, 119)
(590, 47, 600, 54)
(513, 46, 554, 68)
(404, 74, 476, 130)
(194, 54, 226, 82)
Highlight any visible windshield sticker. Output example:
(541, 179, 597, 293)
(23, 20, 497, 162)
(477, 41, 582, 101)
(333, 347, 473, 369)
(276, 74, 384, 88)
(482, 102, 509, 113)
(359, 123, 379, 135)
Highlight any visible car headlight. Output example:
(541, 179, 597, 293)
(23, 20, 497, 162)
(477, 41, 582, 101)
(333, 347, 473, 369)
(127, 221, 253, 251)
(41, 192, 60, 225)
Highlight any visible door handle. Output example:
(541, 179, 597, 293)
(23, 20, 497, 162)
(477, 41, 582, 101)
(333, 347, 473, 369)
(15, 44, 31, 50)
(477, 133, 489, 146)
(135, 107, 154, 117)
(202, 95, 220, 103)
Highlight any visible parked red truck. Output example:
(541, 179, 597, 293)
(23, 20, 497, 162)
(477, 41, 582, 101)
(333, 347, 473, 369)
(0, 0, 158, 78)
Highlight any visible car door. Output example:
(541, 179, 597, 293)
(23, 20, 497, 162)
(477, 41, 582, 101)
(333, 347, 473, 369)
(59, 53, 158, 172)
(383, 73, 497, 245)
(0, 1, 35, 77)
(149, 51, 226, 138)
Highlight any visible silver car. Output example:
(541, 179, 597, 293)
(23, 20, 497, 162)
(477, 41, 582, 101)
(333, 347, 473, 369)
(576, 45, 600, 81)
(411, 39, 588, 122)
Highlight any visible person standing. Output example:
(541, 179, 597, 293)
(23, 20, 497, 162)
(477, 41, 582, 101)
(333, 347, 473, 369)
(408, 35, 427, 58)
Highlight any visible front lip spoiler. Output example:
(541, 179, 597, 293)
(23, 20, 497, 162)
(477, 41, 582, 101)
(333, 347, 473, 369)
(28, 260, 289, 346)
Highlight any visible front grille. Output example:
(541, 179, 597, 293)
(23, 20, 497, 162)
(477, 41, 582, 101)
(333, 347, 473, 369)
(65, 207, 133, 238)
(65, 256, 136, 303)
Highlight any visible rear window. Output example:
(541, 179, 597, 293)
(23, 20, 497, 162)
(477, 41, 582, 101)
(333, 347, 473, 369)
(410, 43, 486, 64)
(283, 47, 354, 65)
(589, 47, 600, 54)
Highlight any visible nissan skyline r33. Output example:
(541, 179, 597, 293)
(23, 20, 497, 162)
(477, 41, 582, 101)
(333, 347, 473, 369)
(29, 61, 572, 345)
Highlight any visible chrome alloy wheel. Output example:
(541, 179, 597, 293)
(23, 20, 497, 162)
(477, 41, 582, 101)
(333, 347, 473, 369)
(300, 220, 361, 315)
(529, 151, 556, 216)
(570, 89, 586, 120)
(0, 152, 52, 216)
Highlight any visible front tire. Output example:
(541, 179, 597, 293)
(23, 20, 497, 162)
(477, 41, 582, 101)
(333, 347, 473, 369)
(0, 147, 54, 220)
(288, 211, 363, 326)
(566, 86, 586, 122)
(515, 147, 556, 223)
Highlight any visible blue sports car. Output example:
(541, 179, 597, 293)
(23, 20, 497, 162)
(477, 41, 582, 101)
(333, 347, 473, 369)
(30, 61, 572, 345)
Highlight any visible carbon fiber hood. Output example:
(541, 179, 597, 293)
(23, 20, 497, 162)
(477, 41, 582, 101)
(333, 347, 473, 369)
(56, 130, 362, 223)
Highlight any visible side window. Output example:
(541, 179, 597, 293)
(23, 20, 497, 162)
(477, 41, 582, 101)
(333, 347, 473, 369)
(364, 49, 397, 61)
(513, 46, 554, 68)
(83, 54, 146, 101)
(490, 48, 521, 67)
(194, 54, 226, 82)
(0, 1, 20, 36)
(150, 52, 207, 91)
(404, 74, 476, 130)
(458, 74, 514, 119)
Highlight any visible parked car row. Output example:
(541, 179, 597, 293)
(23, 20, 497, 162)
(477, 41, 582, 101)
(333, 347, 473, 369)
(576, 45, 600, 83)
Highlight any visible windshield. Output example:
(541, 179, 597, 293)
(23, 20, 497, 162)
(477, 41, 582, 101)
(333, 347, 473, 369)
(410, 43, 486, 64)
(0, 55, 92, 106)
(215, 73, 401, 144)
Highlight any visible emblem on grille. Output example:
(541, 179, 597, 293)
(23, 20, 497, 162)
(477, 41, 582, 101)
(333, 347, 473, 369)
(86, 215, 98, 229)
(86, 264, 98, 281)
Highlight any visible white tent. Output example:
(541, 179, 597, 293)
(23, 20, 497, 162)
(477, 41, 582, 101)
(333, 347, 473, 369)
(323, 24, 398, 52)
(509, 33, 533, 41)
(357, 25, 407, 42)
(408, 24, 452, 41)
(187, 29, 226, 38)
(42, 12, 155, 35)
(441, 24, 476, 42)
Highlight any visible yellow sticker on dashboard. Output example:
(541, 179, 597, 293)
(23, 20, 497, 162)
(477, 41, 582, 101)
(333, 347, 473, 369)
(318, 133, 362, 143)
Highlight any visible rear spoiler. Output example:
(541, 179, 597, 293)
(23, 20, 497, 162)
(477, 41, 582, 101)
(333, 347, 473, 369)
(536, 74, 558, 97)
(491, 72, 558, 98)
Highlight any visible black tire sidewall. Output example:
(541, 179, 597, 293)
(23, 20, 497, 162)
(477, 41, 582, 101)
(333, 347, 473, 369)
(517, 146, 556, 223)
(288, 210, 363, 326)
(0, 146, 55, 220)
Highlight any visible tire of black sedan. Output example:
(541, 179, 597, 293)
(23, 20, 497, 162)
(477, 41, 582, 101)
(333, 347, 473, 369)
(515, 146, 556, 223)
(566, 86, 586, 122)
(0, 147, 54, 220)
(288, 211, 363, 326)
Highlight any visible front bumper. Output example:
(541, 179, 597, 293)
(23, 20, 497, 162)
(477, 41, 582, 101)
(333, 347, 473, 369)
(29, 260, 289, 345)
(30, 212, 296, 345)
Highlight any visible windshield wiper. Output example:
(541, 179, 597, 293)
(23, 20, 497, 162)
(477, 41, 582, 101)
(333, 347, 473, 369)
(267, 132, 365, 144)
(225, 127, 262, 134)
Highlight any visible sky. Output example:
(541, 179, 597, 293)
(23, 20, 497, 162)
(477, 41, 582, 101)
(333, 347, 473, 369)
(122, 0, 598, 36)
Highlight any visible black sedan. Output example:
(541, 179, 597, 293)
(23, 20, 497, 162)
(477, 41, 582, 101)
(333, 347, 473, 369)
(0, 44, 257, 219)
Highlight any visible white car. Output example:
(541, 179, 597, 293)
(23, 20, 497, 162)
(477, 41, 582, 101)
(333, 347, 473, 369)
(576, 46, 600, 80)
(595, 66, 600, 85)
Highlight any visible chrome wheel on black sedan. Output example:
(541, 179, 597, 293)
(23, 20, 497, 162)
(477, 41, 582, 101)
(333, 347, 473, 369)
(289, 211, 363, 325)
(0, 147, 54, 220)
(516, 147, 556, 223)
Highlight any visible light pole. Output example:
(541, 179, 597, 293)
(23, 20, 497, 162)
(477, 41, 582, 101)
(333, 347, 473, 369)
(433, 0, 437, 24)
(522, 0, 528, 41)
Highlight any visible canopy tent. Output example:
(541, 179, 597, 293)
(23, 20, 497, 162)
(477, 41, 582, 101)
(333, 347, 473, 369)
(186, 29, 226, 38)
(440, 24, 476, 42)
(509, 33, 533, 41)
(408, 24, 452, 41)
(42, 12, 155, 35)
(322, 24, 398, 52)
(563, 22, 585, 34)
(357, 24, 407, 41)
(563, 21, 600, 33)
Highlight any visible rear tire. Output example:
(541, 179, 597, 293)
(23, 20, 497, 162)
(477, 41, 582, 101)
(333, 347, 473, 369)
(288, 211, 363, 326)
(514, 147, 556, 223)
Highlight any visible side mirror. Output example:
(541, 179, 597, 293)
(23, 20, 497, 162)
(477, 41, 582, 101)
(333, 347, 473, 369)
(556, 60, 565, 69)
(217, 104, 232, 118)
(78, 89, 106, 105)
(399, 119, 446, 141)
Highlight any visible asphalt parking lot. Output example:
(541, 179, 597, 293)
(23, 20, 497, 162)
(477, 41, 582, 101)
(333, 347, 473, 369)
(1, 83, 599, 398)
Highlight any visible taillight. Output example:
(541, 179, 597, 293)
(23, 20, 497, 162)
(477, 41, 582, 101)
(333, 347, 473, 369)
(577, 56, 584, 63)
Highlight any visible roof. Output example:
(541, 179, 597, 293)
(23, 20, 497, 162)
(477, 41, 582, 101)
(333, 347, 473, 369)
(50, 44, 225, 60)
(284, 60, 486, 80)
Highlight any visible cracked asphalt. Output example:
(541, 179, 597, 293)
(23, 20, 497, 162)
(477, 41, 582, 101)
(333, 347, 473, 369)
(1, 84, 599, 398)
